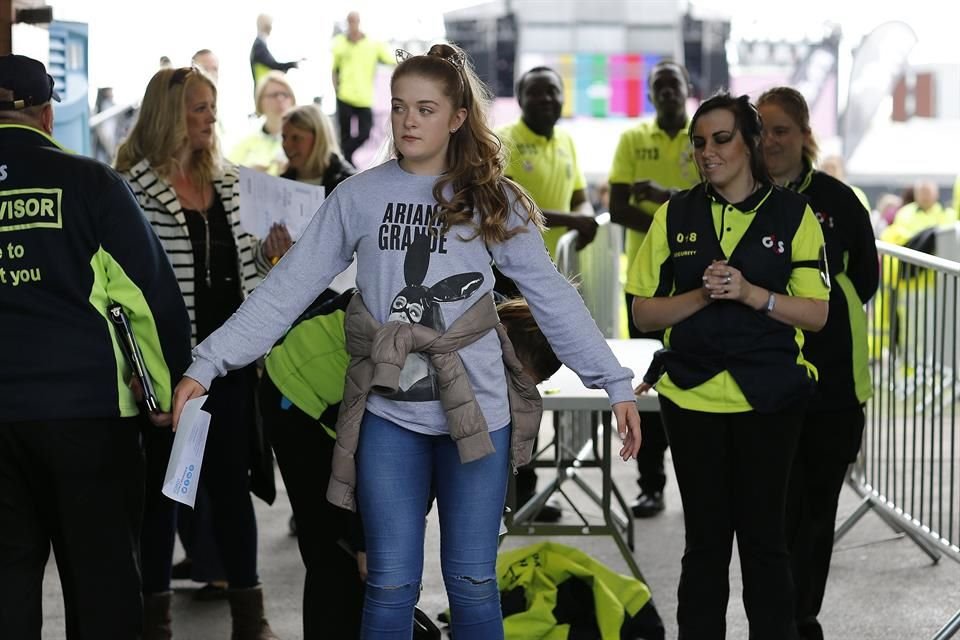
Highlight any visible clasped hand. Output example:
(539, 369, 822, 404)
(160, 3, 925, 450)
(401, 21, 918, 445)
(701, 260, 754, 303)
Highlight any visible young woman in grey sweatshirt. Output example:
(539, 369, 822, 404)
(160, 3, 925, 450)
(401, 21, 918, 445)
(170, 43, 642, 640)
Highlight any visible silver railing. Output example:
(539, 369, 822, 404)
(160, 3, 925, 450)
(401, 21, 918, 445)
(835, 240, 960, 639)
(552, 212, 624, 461)
(89, 98, 138, 164)
(554, 212, 623, 341)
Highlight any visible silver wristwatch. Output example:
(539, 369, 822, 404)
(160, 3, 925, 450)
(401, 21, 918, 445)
(763, 291, 776, 314)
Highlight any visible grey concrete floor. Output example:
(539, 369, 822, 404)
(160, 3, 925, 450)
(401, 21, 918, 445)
(40, 416, 960, 639)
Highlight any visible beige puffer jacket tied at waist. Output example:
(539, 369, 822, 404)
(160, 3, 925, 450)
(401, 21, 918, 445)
(326, 292, 543, 511)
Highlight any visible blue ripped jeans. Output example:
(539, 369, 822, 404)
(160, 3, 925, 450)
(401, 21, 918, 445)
(356, 411, 510, 640)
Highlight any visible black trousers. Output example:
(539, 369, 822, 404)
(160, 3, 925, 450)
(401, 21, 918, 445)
(626, 292, 669, 495)
(140, 421, 177, 594)
(176, 486, 226, 582)
(260, 376, 364, 639)
(337, 98, 373, 165)
(141, 366, 261, 593)
(660, 397, 802, 640)
(787, 406, 865, 640)
(0, 417, 143, 639)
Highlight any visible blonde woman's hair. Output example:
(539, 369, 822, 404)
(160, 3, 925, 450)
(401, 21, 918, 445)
(757, 86, 820, 165)
(391, 43, 542, 245)
(281, 104, 342, 180)
(254, 71, 296, 116)
(115, 67, 220, 183)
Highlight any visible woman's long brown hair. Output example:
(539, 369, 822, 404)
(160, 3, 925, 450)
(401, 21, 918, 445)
(391, 43, 543, 244)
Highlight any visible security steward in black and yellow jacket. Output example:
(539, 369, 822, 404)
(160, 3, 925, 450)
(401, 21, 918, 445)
(628, 92, 830, 639)
(759, 83, 880, 640)
(784, 162, 878, 639)
(630, 183, 830, 638)
(0, 55, 191, 639)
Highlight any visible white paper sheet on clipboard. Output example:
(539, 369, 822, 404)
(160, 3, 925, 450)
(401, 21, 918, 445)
(161, 395, 212, 508)
(238, 166, 325, 241)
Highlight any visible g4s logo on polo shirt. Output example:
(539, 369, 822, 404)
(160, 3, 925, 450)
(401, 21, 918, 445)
(675, 232, 698, 243)
(762, 234, 785, 255)
(814, 210, 835, 229)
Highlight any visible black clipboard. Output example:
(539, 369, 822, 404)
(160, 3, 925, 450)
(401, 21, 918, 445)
(107, 303, 160, 412)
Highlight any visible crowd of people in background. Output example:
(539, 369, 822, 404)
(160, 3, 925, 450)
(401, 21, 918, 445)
(3, 7, 960, 640)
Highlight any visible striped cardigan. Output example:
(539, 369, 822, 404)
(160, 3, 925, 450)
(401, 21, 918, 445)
(122, 159, 270, 344)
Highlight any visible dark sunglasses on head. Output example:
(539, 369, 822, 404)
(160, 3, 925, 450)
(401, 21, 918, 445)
(168, 66, 200, 87)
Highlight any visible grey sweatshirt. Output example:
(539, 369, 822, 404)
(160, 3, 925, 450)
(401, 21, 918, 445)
(187, 160, 635, 434)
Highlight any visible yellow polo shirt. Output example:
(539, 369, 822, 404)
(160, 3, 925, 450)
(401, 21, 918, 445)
(229, 128, 284, 176)
(332, 34, 394, 108)
(626, 191, 829, 412)
(499, 119, 586, 259)
(880, 201, 959, 246)
(608, 118, 699, 262)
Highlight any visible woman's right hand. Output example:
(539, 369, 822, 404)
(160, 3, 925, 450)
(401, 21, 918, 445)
(264, 223, 293, 263)
(171, 376, 208, 432)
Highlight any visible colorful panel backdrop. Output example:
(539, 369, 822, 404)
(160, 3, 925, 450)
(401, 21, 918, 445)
(520, 53, 662, 118)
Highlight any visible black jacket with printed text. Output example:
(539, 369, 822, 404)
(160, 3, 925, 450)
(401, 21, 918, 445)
(0, 124, 191, 421)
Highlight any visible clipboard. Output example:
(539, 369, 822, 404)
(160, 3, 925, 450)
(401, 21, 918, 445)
(107, 303, 160, 412)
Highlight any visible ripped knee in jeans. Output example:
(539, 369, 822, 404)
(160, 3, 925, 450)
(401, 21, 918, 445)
(454, 575, 495, 586)
(365, 580, 421, 607)
(444, 573, 500, 605)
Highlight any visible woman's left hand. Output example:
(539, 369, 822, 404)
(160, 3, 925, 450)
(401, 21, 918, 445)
(612, 400, 642, 461)
(264, 223, 293, 262)
(702, 260, 754, 304)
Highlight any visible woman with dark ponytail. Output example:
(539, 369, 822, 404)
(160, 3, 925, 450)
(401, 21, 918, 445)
(628, 91, 831, 638)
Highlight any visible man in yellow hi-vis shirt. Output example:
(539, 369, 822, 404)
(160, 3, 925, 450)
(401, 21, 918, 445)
(609, 59, 698, 519)
(332, 11, 394, 164)
(499, 66, 597, 264)
(249, 14, 299, 102)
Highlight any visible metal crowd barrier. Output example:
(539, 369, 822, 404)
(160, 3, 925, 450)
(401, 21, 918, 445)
(553, 212, 624, 462)
(835, 240, 960, 639)
(554, 212, 623, 340)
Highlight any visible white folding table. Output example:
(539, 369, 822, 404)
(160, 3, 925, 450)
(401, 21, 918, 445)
(504, 339, 662, 581)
